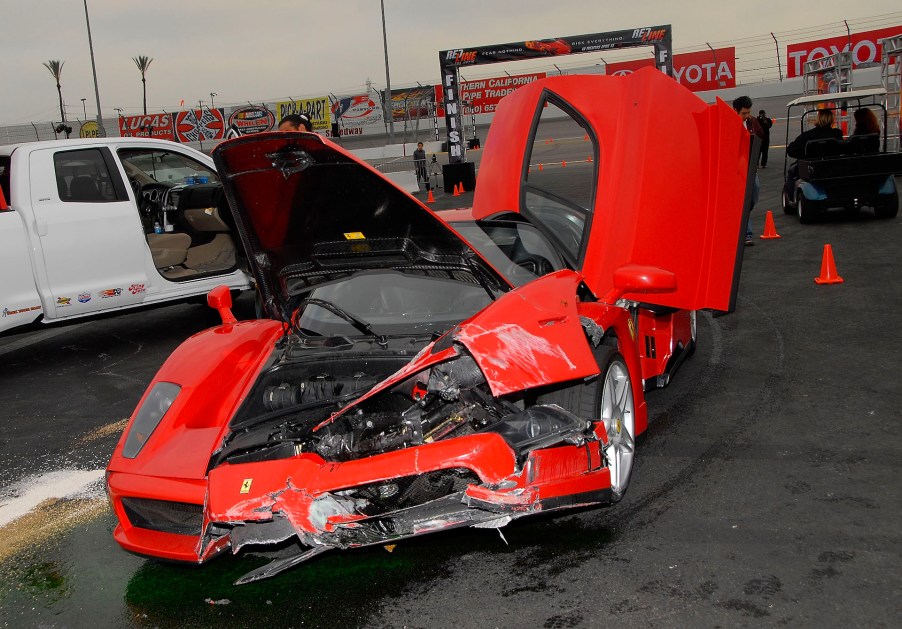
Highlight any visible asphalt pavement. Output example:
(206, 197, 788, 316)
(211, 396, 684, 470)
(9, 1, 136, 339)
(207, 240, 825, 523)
(0, 143, 900, 627)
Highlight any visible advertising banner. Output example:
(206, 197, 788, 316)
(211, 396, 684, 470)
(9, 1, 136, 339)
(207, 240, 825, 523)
(389, 87, 434, 121)
(79, 121, 100, 139)
(276, 98, 331, 132)
(227, 105, 275, 135)
(433, 72, 546, 117)
(174, 108, 226, 143)
(786, 26, 902, 78)
(441, 26, 672, 66)
(330, 94, 383, 136)
(439, 25, 672, 162)
(118, 113, 176, 140)
(605, 47, 736, 91)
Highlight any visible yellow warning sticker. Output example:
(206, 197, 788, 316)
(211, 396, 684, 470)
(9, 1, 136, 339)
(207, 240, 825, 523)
(627, 317, 636, 341)
(343, 232, 365, 240)
(240, 478, 253, 494)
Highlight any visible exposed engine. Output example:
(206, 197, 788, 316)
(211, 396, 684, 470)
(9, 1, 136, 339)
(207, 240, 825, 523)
(213, 342, 590, 469)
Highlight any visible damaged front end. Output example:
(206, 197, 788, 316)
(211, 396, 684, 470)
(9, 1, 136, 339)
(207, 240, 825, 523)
(199, 332, 612, 583)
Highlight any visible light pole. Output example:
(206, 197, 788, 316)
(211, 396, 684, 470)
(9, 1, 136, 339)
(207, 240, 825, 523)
(81, 98, 87, 119)
(83, 0, 105, 136)
(380, 0, 394, 144)
(210, 92, 217, 110)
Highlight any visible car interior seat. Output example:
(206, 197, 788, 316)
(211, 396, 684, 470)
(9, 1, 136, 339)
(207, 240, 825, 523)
(69, 175, 103, 201)
(804, 138, 844, 159)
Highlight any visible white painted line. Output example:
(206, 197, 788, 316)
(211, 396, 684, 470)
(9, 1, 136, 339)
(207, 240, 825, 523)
(0, 468, 105, 528)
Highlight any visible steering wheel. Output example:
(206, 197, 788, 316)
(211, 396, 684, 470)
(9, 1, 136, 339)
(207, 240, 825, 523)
(132, 181, 171, 230)
(515, 255, 555, 277)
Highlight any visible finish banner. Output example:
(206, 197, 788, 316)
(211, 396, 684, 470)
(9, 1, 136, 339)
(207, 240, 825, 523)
(440, 26, 672, 66)
(786, 26, 902, 78)
(118, 113, 176, 141)
(433, 72, 546, 117)
(276, 97, 331, 132)
(605, 48, 736, 92)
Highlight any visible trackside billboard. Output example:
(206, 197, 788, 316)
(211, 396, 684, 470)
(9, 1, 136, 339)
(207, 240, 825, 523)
(605, 48, 736, 91)
(786, 26, 902, 78)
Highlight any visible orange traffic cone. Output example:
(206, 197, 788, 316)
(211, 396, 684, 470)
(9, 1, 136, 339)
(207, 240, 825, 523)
(426, 189, 435, 203)
(452, 183, 460, 197)
(562, 160, 567, 167)
(760, 210, 781, 239)
(538, 163, 543, 171)
(587, 155, 593, 162)
(583, 134, 589, 141)
(814, 244, 844, 284)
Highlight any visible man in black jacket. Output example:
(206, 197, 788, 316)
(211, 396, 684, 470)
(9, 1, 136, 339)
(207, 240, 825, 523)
(757, 110, 773, 167)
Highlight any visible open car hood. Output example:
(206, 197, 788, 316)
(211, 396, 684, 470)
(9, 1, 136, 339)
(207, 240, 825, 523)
(472, 69, 755, 312)
(212, 133, 506, 321)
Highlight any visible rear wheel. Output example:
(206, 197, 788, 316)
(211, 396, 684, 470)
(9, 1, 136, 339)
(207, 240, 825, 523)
(797, 196, 818, 224)
(874, 192, 899, 219)
(781, 189, 794, 215)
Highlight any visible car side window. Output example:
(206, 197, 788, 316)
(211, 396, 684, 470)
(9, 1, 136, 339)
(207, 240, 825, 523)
(54, 148, 124, 203)
(522, 94, 596, 265)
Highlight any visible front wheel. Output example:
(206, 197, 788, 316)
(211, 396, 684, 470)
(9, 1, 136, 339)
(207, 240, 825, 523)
(599, 353, 636, 501)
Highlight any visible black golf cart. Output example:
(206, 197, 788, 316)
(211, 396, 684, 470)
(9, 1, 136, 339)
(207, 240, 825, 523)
(781, 88, 902, 223)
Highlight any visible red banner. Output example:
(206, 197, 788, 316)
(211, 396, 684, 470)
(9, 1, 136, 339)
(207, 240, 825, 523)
(434, 72, 546, 117)
(174, 108, 226, 143)
(786, 26, 902, 78)
(605, 48, 735, 91)
(118, 113, 175, 140)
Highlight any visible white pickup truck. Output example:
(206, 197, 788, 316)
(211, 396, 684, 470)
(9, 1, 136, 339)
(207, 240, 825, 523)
(0, 138, 251, 335)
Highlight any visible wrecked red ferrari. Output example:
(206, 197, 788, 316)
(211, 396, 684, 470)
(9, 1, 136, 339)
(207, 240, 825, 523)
(106, 69, 754, 584)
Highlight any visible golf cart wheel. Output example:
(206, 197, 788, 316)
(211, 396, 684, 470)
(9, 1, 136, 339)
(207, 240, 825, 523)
(797, 196, 818, 224)
(874, 192, 899, 219)
(781, 190, 794, 215)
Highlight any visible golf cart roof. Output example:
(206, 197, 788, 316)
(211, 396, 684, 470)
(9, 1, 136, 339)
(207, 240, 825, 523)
(787, 88, 886, 108)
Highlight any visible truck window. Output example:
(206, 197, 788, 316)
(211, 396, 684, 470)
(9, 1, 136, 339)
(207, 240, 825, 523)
(53, 148, 125, 203)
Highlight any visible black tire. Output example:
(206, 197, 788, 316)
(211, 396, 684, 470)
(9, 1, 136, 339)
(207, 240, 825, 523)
(797, 195, 818, 224)
(535, 338, 636, 501)
(781, 189, 794, 215)
(874, 192, 899, 219)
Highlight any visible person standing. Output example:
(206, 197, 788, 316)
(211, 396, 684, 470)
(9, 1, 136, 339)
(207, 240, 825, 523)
(757, 110, 773, 168)
(413, 142, 429, 191)
(733, 96, 764, 246)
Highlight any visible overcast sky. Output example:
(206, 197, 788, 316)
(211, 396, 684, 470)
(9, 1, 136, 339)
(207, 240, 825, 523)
(2, 0, 901, 125)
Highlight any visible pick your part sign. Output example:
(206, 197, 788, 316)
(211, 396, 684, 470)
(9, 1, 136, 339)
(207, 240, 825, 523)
(276, 98, 330, 132)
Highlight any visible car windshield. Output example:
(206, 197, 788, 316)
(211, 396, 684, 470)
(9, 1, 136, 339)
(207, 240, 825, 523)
(118, 149, 219, 186)
(293, 269, 494, 337)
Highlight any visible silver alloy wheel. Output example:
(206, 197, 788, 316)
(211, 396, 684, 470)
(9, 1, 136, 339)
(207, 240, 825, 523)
(601, 357, 635, 499)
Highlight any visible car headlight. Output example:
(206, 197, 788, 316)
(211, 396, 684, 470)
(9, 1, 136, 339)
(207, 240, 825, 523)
(122, 382, 181, 459)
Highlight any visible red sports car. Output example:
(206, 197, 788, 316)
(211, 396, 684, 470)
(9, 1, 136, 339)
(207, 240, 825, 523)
(106, 69, 754, 584)
(524, 38, 573, 56)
